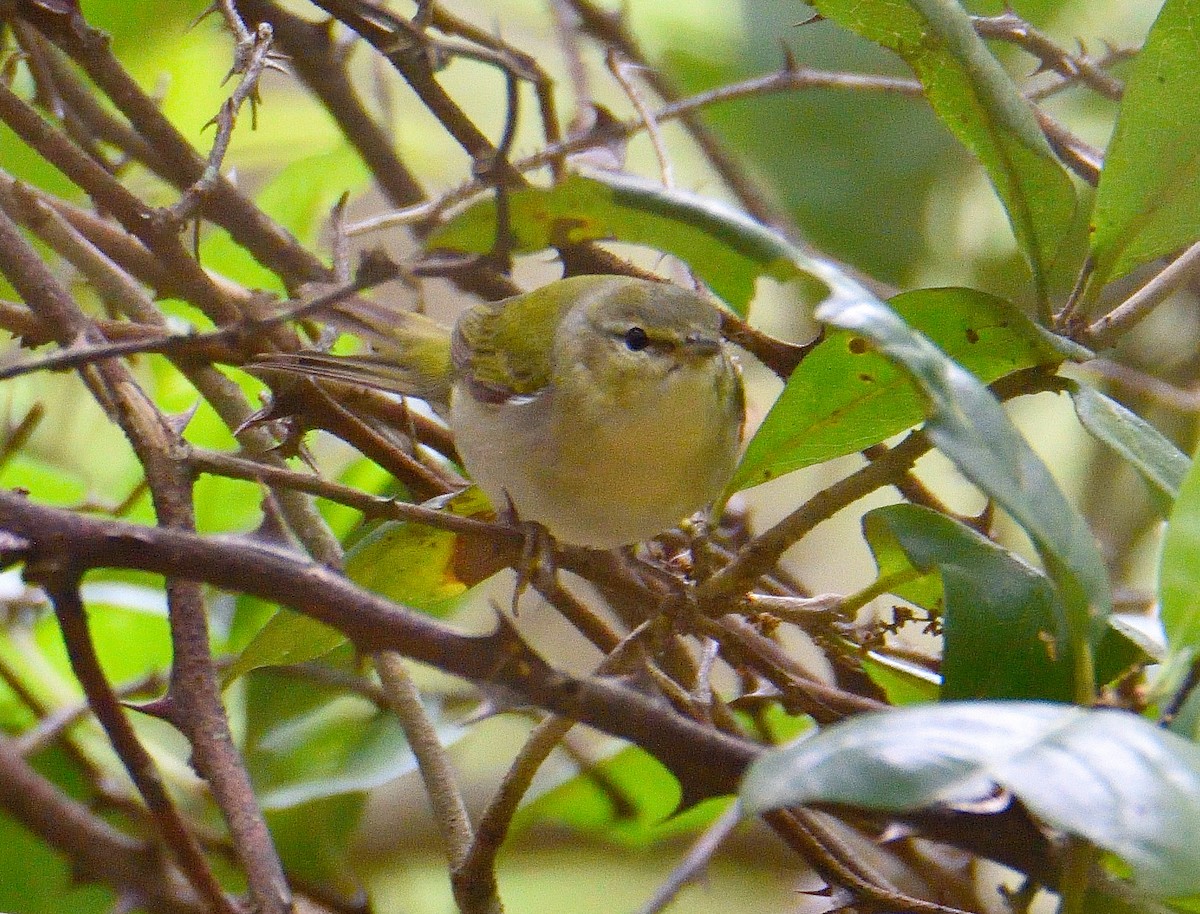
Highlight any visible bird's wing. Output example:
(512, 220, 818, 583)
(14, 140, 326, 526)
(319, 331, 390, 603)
(450, 278, 601, 403)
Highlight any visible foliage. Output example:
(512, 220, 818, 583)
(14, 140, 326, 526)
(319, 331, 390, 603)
(0, 1, 1197, 913)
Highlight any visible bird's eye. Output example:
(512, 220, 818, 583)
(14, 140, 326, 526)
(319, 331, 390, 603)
(623, 326, 650, 351)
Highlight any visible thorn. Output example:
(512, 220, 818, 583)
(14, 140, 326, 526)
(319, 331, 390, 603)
(163, 401, 201, 437)
(781, 41, 798, 73)
(231, 399, 275, 437)
(354, 249, 402, 287)
(125, 693, 182, 727)
(188, 2, 221, 32)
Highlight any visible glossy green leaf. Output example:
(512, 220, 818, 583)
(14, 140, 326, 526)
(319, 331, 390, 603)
(1159, 447, 1200, 683)
(818, 293, 1110, 701)
(1089, 0, 1200, 289)
(1069, 380, 1190, 510)
(864, 505, 1073, 701)
(731, 288, 1065, 492)
(862, 506, 945, 614)
(742, 701, 1200, 897)
(811, 0, 1077, 297)
(429, 170, 832, 315)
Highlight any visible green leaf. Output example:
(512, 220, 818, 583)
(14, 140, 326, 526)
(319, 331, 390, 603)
(225, 489, 487, 686)
(344, 487, 491, 615)
(265, 794, 365, 890)
(222, 609, 347, 687)
(254, 697, 445, 810)
(862, 507, 946, 614)
(741, 701, 1200, 897)
(1159, 447, 1200, 683)
(730, 288, 1065, 492)
(860, 653, 940, 706)
(1069, 381, 1190, 510)
(864, 504, 1074, 701)
(240, 653, 461, 885)
(817, 293, 1111, 701)
(811, 0, 1077, 298)
(515, 745, 690, 846)
(1089, 0, 1200, 289)
(429, 170, 832, 315)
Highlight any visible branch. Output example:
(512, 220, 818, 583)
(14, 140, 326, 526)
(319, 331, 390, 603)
(1085, 239, 1200, 347)
(0, 491, 1060, 882)
(0, 491, 760, 802)
(0, 736, 210, 914)
(0, 196, 293, 914)
(39, 570, 237, 914)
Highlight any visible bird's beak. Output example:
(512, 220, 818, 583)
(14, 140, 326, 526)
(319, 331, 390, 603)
(682, 334, 722, 358)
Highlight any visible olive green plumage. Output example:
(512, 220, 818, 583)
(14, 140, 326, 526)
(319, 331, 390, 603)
(252, 275, 745, 547)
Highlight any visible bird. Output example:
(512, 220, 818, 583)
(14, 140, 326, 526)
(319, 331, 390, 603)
(251, 274, 745, 549)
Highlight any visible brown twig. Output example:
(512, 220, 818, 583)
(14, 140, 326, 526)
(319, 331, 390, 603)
(1085, 239, 1200, 347)
(0, 490, 761, 802)
(374, 651, 495, 914)
(565, 0, 792, 231)
(169, 18, 279, 222)
(973, 13, 1124, 101)
(0, 736, 211, 914)
(16, 1, 331, 289)
(38, 570, 237, 914)
(0, 198, 293, 914)
(0, 252, 400, 383)
(0, 489, 1065, 883)
(187, 447, 510, 539)
(234, 0, 426, 208)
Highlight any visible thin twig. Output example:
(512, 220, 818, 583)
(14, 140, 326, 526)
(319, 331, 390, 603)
(0, 190, 294, 914)
(973, 13, 1124, 101)
(607, 49, 673, 189)
(766, 809, 973, 914)
(373, 652, 496, 914)
(0, 403, 44, 472)
(1085, 239, 1200, 347)
(0, 736, 211, 914)
(636, 800, 742, 914)
(0, 253, 400, 383)
(347, 63, 922, 237)
(0, 168, 343, 565)
(187, 446, 513, 540)
(1078, 359, 1200, 413)
(170, 19, 279, 222)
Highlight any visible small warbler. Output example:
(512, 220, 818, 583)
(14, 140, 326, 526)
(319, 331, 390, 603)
(254, 274, 745, 548)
